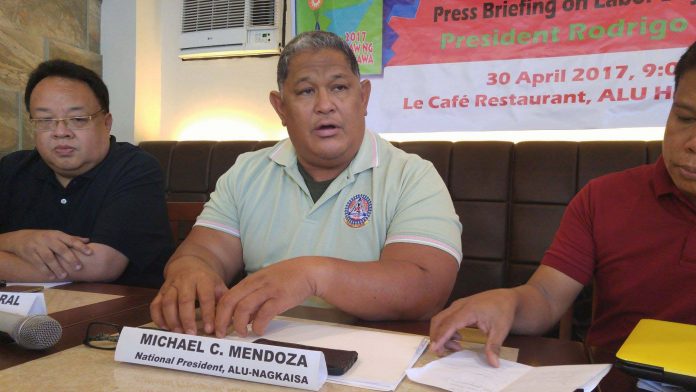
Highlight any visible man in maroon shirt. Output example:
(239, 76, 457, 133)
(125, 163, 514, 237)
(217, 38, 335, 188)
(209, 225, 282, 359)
(430, 40, 696, 367)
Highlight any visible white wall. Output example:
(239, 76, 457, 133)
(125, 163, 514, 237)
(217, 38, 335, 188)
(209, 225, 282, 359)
(101, 0, 664, 143)
(158, 0, 286, 142)
(134, 0, 162, 141)
(102, 0, 286, 143)
(101, 0, 136, 143)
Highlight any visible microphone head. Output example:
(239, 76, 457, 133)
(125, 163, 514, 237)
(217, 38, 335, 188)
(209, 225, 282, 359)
(14, 315, 62, 350)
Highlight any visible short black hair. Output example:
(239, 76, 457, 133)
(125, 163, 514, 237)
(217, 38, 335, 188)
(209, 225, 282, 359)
(675, 40, 696, 92)
(24, 59, 109, 112)
(276, 30, 360, 91)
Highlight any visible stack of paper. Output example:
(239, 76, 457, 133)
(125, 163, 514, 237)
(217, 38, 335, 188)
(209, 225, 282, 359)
(227, 318, 428, 391)
(638, 379, 691, 392)
(406, 350, 611, 392)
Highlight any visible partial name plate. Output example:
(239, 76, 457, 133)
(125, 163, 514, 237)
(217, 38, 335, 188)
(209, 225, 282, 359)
(0, 292, 47, 316)
(114, 327, 328, 391)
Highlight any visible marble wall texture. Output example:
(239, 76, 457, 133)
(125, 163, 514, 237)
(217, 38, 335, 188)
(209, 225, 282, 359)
(0, 0, 102, 156)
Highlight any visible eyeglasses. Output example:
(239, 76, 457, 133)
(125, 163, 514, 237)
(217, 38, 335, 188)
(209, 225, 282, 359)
(83, 322, 163, 350)
(30, 109, 104, 132)
(83, 322, 122, 350)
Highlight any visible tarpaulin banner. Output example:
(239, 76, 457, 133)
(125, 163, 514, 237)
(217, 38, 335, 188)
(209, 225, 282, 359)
(366, 0, 695, 132)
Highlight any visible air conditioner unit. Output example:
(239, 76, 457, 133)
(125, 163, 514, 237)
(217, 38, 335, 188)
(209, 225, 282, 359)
(179, 0, 284, 60)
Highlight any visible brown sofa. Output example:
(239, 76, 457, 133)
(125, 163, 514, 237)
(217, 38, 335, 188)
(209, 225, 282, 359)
(140, 139, 663, 339)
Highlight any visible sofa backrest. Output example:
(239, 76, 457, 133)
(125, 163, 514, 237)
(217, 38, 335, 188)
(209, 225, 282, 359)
(140, 139, 662, 322)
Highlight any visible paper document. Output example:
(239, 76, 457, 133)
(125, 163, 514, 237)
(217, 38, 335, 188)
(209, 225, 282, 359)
(7, 282, 71, 289)
(226, 318, 428, 391)
(406, 349, 611, 392)
(637, 379, 691, 392)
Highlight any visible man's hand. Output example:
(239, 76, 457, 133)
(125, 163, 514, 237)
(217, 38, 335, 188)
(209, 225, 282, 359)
(150, 256, 228, 335)
(2, 229, 91, 280)
(429, 289, 518, 367)
(214, 257, 321, 338)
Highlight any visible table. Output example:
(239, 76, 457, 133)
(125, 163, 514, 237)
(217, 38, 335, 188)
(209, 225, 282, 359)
(588, 345, 641, 392)
(283, 306, 590, 366)
(0, 283, 156, 370)
(284, 306, 634, 391)
(1, 283, 639, 391)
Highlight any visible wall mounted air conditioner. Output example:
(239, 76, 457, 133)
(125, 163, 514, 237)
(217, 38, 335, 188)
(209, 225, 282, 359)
(179, 0, 284, 60)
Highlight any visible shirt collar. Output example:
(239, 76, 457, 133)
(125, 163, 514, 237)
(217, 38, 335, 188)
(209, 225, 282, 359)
(31, 135, 116, 184)
(349, 130, 380, 174)
(654, 155, 679, 197)
(30, 150, 53, 182)
(653, 154, 696, 203)
(80, 135, 117, 180)
(653, 154, 696, 214)
(269, 130, 380, 176)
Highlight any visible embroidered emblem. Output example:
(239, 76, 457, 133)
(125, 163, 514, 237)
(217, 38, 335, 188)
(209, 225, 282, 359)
(344, 194, 372, 228)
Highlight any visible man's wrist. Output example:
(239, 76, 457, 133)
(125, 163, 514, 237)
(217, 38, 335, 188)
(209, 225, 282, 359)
(304, 256, 336, 298)
(164, 254, 215, 278)
(0, 231, 17, 253)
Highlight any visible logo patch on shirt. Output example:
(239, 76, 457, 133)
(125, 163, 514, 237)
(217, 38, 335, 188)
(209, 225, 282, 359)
(344, 194, 372, 228)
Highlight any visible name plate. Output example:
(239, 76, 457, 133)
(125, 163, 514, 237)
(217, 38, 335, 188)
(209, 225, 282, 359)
(114, 327, 327, 391)
(0, 292, 46, 316)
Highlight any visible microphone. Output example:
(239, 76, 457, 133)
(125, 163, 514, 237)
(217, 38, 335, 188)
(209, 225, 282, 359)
(0, 311, 62, 350)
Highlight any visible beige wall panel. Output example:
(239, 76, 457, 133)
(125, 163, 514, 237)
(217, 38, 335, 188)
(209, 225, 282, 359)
(87, 0, 101, 53)
(21, 112, 34, 150)
(0, 0, 87, 48)
(0, 24, 43, 91)
(48, 40, 102, 75)
(0, 89, 19, 152)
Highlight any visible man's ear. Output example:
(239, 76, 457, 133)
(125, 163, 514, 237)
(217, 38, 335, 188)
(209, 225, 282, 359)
(360, 80, 371, 116)
(269, 91, 287, 126)
(104, 112, 113, 133)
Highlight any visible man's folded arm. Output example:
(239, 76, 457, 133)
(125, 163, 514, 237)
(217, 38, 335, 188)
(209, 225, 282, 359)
(0, 242, 128, 283)
(212, 241, 459, 338)
(314, 242, 459, 320)
(163, 226, 243, 283)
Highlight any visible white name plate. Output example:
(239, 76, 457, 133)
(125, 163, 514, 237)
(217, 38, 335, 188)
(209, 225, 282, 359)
(0, 292, 47, 316)
(114, 327, 327, 391)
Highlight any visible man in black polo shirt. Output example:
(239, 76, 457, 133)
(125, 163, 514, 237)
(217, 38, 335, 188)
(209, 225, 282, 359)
(0, 60, 173, 288)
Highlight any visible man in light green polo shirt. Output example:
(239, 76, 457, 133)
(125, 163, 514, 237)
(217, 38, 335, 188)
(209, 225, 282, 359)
(150, 31, 463, 339)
